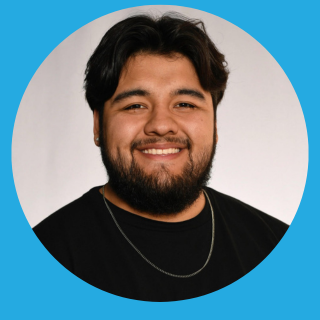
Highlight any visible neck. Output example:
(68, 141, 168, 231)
(99, 183, 205, 222)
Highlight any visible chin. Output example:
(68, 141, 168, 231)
(100, 133, 216, 215)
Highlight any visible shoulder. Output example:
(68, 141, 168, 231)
(33, 187, 103, 270)
(34, 186, 101, 234)
(204, 187, 289, 241)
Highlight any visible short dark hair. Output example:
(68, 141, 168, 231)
(84, 13, 229, 117)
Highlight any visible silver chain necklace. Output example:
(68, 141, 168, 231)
(102, 186, 215, 278)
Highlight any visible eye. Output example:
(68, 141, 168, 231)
(175, 103, 196, 109)
(125, 104, 146, 110)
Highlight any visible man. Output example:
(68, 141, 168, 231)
(34, 13, 288, 301)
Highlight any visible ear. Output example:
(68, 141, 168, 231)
(214, 121, 219, 144)
(93, 109, 100, 146)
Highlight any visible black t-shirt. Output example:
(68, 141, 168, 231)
(33, 186, 288, 301)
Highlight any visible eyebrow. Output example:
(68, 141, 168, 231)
(111, 87, 206, 105)
(172, 88, 206, 101)
(112, 89, 150, 104)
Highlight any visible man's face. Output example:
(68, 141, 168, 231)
(95, 53, 216, 215)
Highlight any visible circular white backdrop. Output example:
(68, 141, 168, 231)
(12, 5, 308, 227)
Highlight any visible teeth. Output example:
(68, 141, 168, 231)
(142, 148, 181, 155)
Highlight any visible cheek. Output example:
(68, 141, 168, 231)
(104, 114, 143, 151)
(185, 116, 214, 148)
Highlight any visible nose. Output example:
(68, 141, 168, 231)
(144, 107, 179, 137)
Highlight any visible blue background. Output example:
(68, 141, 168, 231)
(2, 0, 319, 318)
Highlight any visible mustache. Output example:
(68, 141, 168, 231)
(130, 137, 191, 153)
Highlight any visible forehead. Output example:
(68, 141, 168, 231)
(117, 53, 203, 91)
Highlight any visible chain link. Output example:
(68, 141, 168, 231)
(102, 186, 215, 278)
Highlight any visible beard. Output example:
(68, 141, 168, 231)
(99, 133, 216, 217)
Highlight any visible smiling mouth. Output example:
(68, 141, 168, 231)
(141, 148, 181, 155)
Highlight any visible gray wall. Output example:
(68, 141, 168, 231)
(12, 5, 308, 227)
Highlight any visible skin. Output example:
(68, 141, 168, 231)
(94, 53, 216, 222)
